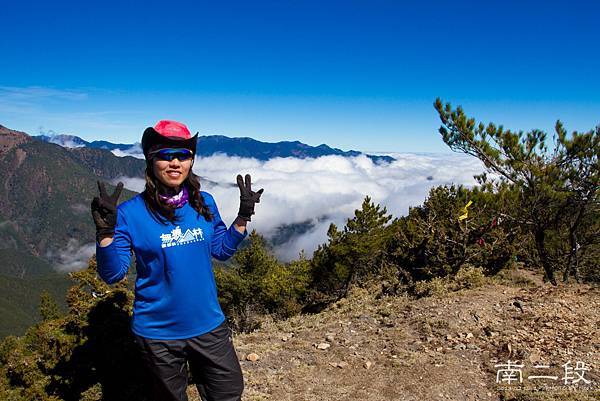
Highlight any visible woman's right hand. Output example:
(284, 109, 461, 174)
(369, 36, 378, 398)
(236, 174, 263, 222)
(91, 181, 123, 242)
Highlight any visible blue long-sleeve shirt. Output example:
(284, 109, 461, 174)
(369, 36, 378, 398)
(95, 191, 247, 340)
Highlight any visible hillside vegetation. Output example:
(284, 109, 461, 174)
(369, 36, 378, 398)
(0, 126, 140, 338)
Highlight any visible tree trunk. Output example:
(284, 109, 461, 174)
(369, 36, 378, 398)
(535, 228, 557, 285)
(563, 234, 579, 283)
(563, 203, 585, 283)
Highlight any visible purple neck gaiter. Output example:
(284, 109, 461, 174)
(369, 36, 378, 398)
(159, 186, 189, 208)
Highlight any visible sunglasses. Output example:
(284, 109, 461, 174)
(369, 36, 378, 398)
(149, 148, 194, 162)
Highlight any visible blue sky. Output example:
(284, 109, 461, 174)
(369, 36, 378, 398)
(0, 0, 598, 153)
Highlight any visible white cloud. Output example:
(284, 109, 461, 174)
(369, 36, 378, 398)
(49, 137, 86, 148)
(70, 203, 89, 214)
(112, 176, 146, 193)
(57, 151, 486, 269)
(49, 238, 96, 273)
(111, 143, 144, 159)
(189, 152, 486, 261)
(0, 86, 88, 101)
(0, 86, 139, 139)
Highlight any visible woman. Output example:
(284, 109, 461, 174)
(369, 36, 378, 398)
(91, 120, 263, 401)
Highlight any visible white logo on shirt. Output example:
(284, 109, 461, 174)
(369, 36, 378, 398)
(160, 226, 204, 248)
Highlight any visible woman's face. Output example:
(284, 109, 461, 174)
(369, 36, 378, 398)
(152, 152, 193, 189)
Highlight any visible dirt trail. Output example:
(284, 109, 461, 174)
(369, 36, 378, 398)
(189, 268, 600, 401)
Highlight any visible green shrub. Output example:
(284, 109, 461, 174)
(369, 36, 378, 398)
(388, 184, 523, 285)
(413, 277, 449, 298)
(451, 264, 487, 290)
(215, 231, 311, 332)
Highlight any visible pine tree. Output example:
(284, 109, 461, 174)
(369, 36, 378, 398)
(39, 291, 61, 322)
(309, 196, 393, 305)
(434, 98, 599, 284)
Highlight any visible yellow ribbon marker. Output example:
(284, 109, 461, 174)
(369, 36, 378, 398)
(458, 200, 473, 221)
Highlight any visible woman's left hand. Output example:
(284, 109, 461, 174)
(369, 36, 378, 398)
(236, 174, 264, 221)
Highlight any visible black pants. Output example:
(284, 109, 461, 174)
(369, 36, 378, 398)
(134, 320, 244, 401)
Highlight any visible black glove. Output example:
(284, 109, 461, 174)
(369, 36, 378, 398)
(91, 181, 123, 242)
(236, 174, 263, 221)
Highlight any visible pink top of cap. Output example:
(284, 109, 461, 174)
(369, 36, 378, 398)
(153, 120, 192, 139)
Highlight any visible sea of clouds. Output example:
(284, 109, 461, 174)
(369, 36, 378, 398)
(53, 149, 486, 271)
(107, 149, 487, 262)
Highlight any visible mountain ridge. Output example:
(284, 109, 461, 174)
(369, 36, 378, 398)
(34, 131, 395, 163)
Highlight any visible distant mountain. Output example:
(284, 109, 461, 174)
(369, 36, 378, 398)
(34, 133, 396, 164)
(67, 146, 146, 179)
(195, 135, 395, 163)
(36, 134, 88, 148)
(0, 125, 138, 260)
(0, 124, 141, 337)
(36, 134, 137, 152)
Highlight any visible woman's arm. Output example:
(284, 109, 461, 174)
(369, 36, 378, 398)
(233, 216, 248, 235)
(95, 210, 133, 284)
(208, 196, 247, 261)
(99, 236, 114, 247)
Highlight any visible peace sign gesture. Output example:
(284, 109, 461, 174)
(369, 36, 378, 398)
(91, 180, 124, 241)
(236, 174, 264, 221)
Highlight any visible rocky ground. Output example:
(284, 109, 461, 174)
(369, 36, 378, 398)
(188, 268, 599, 401)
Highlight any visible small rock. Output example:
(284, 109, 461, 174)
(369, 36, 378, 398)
(316, 342, 331, 350)
(466, 332, 474, 339)
(513, 300, 524, 312)
(246, 353, 260, 362)
(325, 333, 336, 343)
(329, 361, 348, 369)
(529, 351, 541, 363)
(364, 361, 373, 369)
